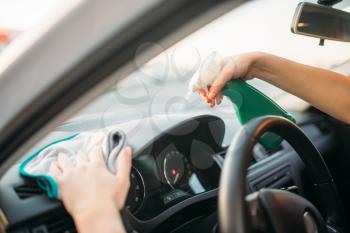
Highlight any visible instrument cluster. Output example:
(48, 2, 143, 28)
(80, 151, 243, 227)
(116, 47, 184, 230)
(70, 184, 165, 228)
(125, 143, 222, 220)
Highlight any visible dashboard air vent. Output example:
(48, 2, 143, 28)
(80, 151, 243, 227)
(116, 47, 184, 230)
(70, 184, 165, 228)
(28, 211, 76, 233)
(14, 182, 44, 199)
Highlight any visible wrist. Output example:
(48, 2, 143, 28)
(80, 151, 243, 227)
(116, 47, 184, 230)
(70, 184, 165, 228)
(73, 204, 118, 223)
(73, 207, 125, 233)
(246, 51, 270, 79)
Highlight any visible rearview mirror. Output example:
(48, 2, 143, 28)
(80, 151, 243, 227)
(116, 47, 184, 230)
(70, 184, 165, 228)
(291, 2, 350, 42)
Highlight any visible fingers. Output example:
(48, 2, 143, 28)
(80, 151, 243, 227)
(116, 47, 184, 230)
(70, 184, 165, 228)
(198, 87, 223, 108)
(198, 88, 209, 103)
(197, 56, 236, 107)
(208, 58, 236, 101)
(216, 93, 223, 105)
(49, 161, 61, 179)
(57, 152, 73, 172)
(90, 146, 105, 164)
(209, 98, 215, 108)
(115, 147, 132, 208)
(55, 146, 104, 173)
(116, 147, 132, 183)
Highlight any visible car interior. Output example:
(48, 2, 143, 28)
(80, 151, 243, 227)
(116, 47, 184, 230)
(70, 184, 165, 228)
(0, 0, 350, 233)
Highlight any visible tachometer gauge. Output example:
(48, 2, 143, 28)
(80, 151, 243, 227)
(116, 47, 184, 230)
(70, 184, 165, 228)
(163, 150, 190, 188)
(125, 167, 145, 214)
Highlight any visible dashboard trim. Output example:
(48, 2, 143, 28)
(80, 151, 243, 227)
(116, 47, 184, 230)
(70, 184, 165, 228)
(0, 113, 337, 233)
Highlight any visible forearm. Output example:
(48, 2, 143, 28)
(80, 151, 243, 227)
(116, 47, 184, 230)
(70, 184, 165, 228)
(73, 208, 126, 233)
(252, 52, 350, 123)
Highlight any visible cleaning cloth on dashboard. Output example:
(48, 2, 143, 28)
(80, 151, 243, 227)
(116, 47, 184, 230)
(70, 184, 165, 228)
(19, 128, 127, 199)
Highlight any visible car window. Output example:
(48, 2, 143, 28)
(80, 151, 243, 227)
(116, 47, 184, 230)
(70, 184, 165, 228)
(70, 0, 350, 127)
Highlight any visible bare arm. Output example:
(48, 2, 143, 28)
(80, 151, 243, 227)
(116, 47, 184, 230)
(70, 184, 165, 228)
(202, 52, 350, 124)
(254, 53, 350, 123)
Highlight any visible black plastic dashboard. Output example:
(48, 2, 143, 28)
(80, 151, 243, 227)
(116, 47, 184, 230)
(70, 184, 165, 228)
(0, 113, 338, 233)
(127, 115, 224, 221)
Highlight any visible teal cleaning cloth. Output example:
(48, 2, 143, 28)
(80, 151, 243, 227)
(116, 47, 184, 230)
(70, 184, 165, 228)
(19, 129, 127, 198)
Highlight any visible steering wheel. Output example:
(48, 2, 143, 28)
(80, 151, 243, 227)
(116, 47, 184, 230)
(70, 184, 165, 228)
(219, 116, 346, 233)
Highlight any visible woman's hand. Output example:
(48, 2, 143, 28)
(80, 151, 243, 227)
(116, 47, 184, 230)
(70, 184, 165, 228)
(198, 52, 264, 107)
(49, 146, 132, 233)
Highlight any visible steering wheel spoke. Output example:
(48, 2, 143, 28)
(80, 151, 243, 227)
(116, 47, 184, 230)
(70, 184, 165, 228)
(246, 192, 270, 232)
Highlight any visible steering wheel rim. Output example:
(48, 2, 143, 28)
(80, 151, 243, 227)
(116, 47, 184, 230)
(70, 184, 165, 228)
(219, 116, 345, 233)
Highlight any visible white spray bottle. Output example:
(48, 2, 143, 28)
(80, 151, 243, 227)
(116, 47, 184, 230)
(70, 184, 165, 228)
(187, 52, 295, 150)
(187, 52, 222, 96)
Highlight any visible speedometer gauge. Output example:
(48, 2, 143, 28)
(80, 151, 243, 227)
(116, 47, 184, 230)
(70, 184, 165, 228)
(163, 150, 191, 188)
(125, 167, 145, 213)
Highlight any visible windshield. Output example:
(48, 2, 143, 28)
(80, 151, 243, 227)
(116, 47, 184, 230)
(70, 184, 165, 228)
(68, 0, 350, 127)
(11, 0, 349, 159)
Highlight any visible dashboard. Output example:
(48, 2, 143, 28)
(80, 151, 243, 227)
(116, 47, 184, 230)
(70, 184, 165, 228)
(0, 113, 338, 233)
(125, 115, 224, 220)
